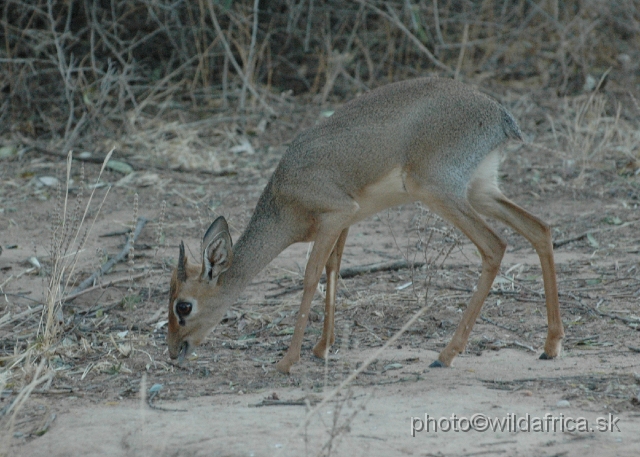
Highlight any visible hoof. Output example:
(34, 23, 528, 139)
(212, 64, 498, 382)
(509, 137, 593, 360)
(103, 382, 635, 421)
(429, 360, 446, 368)
(275, 359, 293, 374)
(312, 345, 329, 360)
(539, 352, 554, 360)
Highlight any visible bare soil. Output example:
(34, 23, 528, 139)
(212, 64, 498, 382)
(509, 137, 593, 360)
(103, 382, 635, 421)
(1, 99, 640, 456)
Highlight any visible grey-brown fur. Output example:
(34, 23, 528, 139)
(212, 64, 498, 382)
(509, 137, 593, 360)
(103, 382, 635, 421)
(168, 77, 564, 373)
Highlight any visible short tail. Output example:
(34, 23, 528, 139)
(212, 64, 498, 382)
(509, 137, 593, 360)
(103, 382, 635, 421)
(501, 107, 524, 142)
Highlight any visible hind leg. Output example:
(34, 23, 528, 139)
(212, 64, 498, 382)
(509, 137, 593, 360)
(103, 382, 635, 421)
(407, 181, 507, 367)
(469, 186, 564, 359)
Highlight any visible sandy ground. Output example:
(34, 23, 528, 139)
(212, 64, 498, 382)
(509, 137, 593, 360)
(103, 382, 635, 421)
(14, 349, 640, 457)
(2, 99, 640, 456)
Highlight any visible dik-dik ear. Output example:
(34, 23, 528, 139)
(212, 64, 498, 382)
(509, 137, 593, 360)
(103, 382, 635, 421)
(177, 241, 187, 283)
(201, 216, 233, 282)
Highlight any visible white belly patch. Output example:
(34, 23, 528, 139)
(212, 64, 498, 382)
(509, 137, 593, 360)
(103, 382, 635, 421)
(350, 167, 414, 223)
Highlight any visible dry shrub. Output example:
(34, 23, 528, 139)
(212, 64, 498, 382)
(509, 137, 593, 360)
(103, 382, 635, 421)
(0, 152, 112, 448)
(534, 84, 640, 184)
(1, 0, 638, 155)
(119, 118, 238, 173)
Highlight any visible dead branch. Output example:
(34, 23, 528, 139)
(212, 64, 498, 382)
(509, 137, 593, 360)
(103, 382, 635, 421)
(479, 315, 520, 333)
(565, 292, 640, 326)
(21, 138, 237, 177)
(205, 0, 275, 116)
(553, 219, 640, 248)
(553, 232, 589, 248)
(339, 259, 425, 279)
(265, 260, 425, 298)
(63, 271, 152, 303)
(249, 399, 309, 407)
(147, 392, 188, 413)
(512, 341, 537, 353)
(67, 217, 148, 297)
(359, 1, 452, 74)
(0, 305, 44, 330)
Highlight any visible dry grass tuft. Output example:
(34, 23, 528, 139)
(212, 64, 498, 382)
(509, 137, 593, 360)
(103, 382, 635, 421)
(0, 150, 113, 448)
(41, 150, 113, 348)
(2, 0, 639, 159)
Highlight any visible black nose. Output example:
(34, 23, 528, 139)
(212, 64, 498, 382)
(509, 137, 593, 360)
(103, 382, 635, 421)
(177, 341, 189, 363)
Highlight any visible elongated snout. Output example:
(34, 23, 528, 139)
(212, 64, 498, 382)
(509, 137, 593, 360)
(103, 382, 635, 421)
(167, 335, 189, 362)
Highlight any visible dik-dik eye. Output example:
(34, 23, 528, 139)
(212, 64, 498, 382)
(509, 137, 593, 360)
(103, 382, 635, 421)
(175, 301, 192, 325)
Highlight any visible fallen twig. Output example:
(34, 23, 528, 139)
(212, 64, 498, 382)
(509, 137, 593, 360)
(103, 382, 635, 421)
(565, 292, 640, 326)
(265, 259, 426, 298)
(64, 271, 152, 303)
(148, 389, 187, 413)
(0, 305, 44, 330)
(67, 217, 148, 296)
(553, 232, 589, 248)
(249, 399, 310, 407)
(512, 340, 536, 353)
(479, 315, 520, 333)
(21, 139, 236, 177)
(339, 260, 426, 279)
(484, 373, 638, 384)
(553, 219, 640, 248)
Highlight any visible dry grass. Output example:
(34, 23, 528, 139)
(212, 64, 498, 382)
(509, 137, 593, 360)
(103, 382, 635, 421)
(0, 150, 114, 451)
(525, 85, 640, 186)
(1, 1, 639, 155)
(0, 1, 639, 454)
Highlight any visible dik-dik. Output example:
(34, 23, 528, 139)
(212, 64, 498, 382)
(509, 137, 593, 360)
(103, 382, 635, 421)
(167, 77, 564, 374)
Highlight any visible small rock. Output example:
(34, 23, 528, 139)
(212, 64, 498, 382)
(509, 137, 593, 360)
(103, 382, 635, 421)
(583, 74, 597, 92)
(521, 390, 533, 397)
(106, 160, 134, 175)
(0, 145, 18, 159)
(230, 138, 255, 155)
(618, 53, 631, 67)
(27, 256, 41, 270)
(556, 400, 570, 408)
(62, 337, 76, 348)
(38, 176, 59, 187)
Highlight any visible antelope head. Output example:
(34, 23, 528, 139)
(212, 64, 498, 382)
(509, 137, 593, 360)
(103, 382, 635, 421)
(167, 217, 233, 361)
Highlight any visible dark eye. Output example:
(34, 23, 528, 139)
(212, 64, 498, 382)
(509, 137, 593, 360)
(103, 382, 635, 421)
(176, 301, 192, 322)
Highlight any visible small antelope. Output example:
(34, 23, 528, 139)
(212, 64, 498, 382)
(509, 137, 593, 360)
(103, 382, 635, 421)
(167, 78, 564, 373)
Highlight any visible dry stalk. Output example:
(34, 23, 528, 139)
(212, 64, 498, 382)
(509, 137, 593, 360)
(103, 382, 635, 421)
(0, 359, 53, 455)
(360, 0, 452, 74)
(0, 149, 114, 446)
(454, 23, 469, 81)
(239, 0, 261, 112)
(204, 0, 275, 116)
(291, 205, 457, 456)
(42, 149, 114, 344)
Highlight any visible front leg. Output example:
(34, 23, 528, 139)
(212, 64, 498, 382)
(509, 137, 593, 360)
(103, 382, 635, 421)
(313, 228, 349, 359)
(276, 228, 344, 374)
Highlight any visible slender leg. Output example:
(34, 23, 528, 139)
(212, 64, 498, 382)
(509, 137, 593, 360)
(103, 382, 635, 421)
(313, 227, 349, 359)
(275, 227, 344, 374)
(469, 191, 564, 359)
(412, 190, 507, 368)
